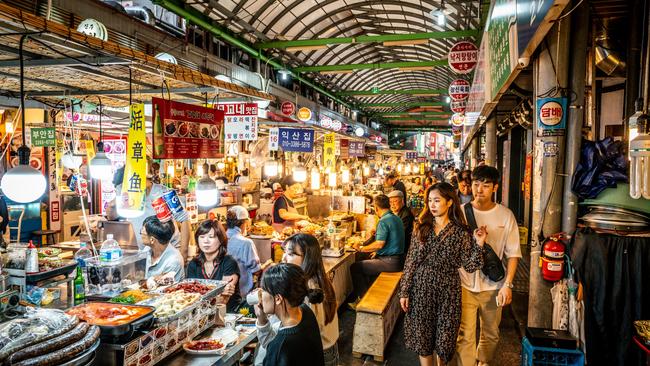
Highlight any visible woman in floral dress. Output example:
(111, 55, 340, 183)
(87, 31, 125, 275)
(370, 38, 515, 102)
(399, 182, 486, 366)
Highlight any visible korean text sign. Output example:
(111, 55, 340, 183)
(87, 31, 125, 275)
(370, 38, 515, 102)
(279, 128, 314, 152)
(323, 133, 336, 170)
(152, 97, 224, 159)
(121, 104, 147, 213)
(536, 97, 567, 137)
(31, 127, 56, 147)
(216, 103, 258, 141)
(348, 141, 365, 157)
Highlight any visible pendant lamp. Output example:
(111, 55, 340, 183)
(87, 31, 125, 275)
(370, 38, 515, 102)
(1, 35, 47, 203)
(196, 176, 219, 207)
(292, 164, 307, 183)
(89, 99, 113, 181)
(311, 168, 321, 190)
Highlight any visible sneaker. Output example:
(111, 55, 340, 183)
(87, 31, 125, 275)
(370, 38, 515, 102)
(348, 297, 361, 311)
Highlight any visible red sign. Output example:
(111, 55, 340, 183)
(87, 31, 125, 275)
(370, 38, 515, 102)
(152, 97, 224, 159)
(340, 139, 349, 158)
(281, 101, 295, 116)
(448, 41, 478, 74)
(451, 100, 467, 114)
(450, 113, 465, 127)
(50, 201, 60, 222)
(428, 133, 437, 158)
(449, 79, 470, 100)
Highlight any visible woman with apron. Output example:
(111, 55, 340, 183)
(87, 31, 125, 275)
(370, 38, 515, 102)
(272, 177, 310, 233)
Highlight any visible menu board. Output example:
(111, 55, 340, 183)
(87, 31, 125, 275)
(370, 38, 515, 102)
(487, 0, 518, 100)
(349, 141, 365, 157)
(152, 97, 224, 159)
(340, 139, 350, 159)
(216, 103, 258, 141)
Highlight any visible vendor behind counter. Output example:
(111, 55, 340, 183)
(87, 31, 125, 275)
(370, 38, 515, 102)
(272, 177, 310, 232)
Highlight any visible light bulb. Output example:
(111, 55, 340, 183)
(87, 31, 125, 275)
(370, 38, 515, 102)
(264, 160, 279, 178)
(197, 165, 204, 177)
(5, 122, 13, 134)
(311, 168, 321, 190)
(1, 164, 46, 203)
(404, 164, 412, 174)
(196, 177, 219, 207)
(167, 164, 174, 176)
(217, 161, 226, 170)
(293, 165, 307, 183)
(89, 151, 113, 181)
(363, 165, 370, 177)
(378, 167, 385, 175)
(341, 167, 350, 184)
(397, 163, 404, 173)
(445, 96, 451, 104)
(61, 152, 82, 169)
(328, 172, 337, 187)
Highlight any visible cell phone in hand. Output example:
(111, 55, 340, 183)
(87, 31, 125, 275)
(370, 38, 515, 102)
(496, 296, 501, 307)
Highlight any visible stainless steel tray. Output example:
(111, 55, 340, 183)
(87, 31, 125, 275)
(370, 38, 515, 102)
(139, 279, 226, 325)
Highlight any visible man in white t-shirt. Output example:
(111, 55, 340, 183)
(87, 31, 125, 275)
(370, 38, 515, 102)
(454, 166, 521, 366)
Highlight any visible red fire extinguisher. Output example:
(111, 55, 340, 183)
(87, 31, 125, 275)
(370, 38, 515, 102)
(540, 233, 567, 282)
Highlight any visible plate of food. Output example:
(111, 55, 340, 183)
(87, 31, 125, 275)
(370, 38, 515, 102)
(183, 329, 239, 355)
(178, 122, 189, 137)
(164, 120, 177, 136)
(210, 125, 219, 139)
(189, 122, 199, 138)
(201, 125, 210, 138)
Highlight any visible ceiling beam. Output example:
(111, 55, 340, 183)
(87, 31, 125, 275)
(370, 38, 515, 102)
(257, 30, 479, 49)
(384, 117, 449, 121)
(390, 126, 452, 132)
(358, 101, 446, 108)
(293, 60, 447, 73)
(0, 56, 128, 68)
(376, 111, 451, 116)
(337, 88, 447, 96)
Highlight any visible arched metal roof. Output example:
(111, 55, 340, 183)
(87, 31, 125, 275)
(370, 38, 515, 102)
(185, 0, 481, 121)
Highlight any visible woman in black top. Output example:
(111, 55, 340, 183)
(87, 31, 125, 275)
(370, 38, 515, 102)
(254, 263, 325, 366)
(186, 220, 241, 312)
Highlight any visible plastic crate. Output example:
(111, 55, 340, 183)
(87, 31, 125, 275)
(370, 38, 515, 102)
(521, 337, 585, 366)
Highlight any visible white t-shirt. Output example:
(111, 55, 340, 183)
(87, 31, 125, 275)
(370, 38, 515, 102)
(459, 203, 522, 293)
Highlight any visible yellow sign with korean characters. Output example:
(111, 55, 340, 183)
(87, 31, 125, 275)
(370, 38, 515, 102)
(118, 103, 147, 218)
(323, 133, 336, 172)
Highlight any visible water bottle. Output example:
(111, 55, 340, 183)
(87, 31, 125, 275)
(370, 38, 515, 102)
(74, 242, 92, 293)
(99, 234, 122, 262)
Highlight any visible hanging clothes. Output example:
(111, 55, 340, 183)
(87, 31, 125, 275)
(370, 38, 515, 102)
(551, 280, 569, 331)
(571, 228, 650, 366)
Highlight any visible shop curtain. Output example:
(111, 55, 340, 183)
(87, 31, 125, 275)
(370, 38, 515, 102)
(571, 228, 650, 366)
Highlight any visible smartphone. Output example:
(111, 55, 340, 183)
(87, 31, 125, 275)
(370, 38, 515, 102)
(496, 296, 501, 307)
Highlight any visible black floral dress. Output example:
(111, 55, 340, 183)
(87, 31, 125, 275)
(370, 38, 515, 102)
(399, 222, 483, 362)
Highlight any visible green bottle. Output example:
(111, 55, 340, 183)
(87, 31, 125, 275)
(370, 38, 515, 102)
(74, 265, 85, 305)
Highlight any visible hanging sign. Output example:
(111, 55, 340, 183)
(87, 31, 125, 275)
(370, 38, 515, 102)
(449, 79, 471, 101)
(120, 104, 147, 214)
(450, 113, 465, 127)
(452, 125, 463, 136)
(279, 128, 314, 153)
(152, 97, 224, 159)
(451, 100, 467, 114)
(269, 127, 279, 151)
(281, 101, 295, 116)
(349, 141, 365, 157)
(48, 140, 61, 231)
(536, 97, 567, 137)
(340, 139, 350, 159)
(297, 107, 312, 122)
(405, 152, 418, 159)
(84, 140, 96, 161)
(331, 119, 342, 132)
(323, 133, 336, 170)
(216, 103, 258, 141)
(30, 127, 56, 147)
(448, 41, 478, 74)
(320, 115, 333, 129)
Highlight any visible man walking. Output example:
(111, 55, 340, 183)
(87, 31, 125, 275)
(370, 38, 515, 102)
(385, 172, 407, 201)
(455, 166, 521, 366)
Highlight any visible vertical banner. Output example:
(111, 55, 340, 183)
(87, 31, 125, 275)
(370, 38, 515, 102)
(323, 133, 336, 171)
(340, 139, 350, 159)
(269, 127, 279, 151)
(216, 103, 258, 141)
(120, 104, 147, 216)
(48, 143, 61, 231)
(84, 140, 95, 161)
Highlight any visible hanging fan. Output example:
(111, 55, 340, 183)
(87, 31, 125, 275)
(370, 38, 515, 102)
(250, 136, 270, 169)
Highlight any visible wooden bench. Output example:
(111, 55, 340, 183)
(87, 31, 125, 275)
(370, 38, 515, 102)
(352, 271, 403, 362)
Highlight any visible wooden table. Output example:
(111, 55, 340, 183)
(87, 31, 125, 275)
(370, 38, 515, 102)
(322, 251, 356, 308)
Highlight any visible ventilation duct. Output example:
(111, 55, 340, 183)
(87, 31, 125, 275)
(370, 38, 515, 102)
(125, 6, 156, 26)
(594, 21, 626, 76)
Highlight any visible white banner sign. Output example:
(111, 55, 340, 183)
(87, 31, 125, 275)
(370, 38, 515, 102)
(269, 127, 279, 151)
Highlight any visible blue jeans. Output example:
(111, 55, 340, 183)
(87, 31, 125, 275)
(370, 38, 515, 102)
(351, 254, 402, 299)
(323, 343, 339, 366)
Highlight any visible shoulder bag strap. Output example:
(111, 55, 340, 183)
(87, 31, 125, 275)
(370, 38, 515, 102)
(464, 204, 478, 231)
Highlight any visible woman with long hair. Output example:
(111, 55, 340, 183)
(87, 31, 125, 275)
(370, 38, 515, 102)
(282, 233, 339, 366)
(254, 263, 325, 366)
(399, 183, 486, 366)
(186, 219, 241, 312)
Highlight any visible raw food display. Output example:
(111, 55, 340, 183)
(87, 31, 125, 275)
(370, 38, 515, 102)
(66, 302, 153, 326)
(163, 281, 215, 295)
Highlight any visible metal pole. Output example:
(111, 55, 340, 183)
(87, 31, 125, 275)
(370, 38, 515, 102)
(485, 116, 497, 167)
(470, 136, 479, 169)
(562, 1, 588, 236)
(528, 15, 571, 329)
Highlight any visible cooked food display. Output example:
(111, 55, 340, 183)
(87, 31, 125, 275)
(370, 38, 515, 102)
(185, 339, 224, 351)
(299, 223, 323, 236)
(110, 290, 152, 304)
(66, 303, 153, 326)
(249, 221, 274, 237)
(189, 122, 199, 138)
(147, 291, 201, 318)
(164, 120, 176, 136)
(163, 281, 215, 295)
(178, 122, 189, 137)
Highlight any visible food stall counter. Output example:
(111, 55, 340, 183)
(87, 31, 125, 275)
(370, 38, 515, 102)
(163, 326, 257, 366)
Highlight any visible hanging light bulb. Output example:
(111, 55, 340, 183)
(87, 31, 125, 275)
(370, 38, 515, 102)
(89, 142, 113, 181)
(264, 160, 279, 178)
(397, 163, 404, 173)
(1, 147, 47, 203)
(328, 172, 337, 187)
(196, 164, 204, 177)
(61, 151, 82, 169)
(363, 165, 370, 177)
(5, 121, 13, 134)
(196, 177, 219, 207)
(341, 166, 350, 184)
(404, 164, 412, 175)
(311, 168, 321, 190)
(217, 161, 226, 170)
(378, 167, 385, 176)
(292, 164, 307, 183)
(167, 163, 175, 176)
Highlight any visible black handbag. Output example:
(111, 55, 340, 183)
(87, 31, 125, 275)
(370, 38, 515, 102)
(464, 204, 505, 282)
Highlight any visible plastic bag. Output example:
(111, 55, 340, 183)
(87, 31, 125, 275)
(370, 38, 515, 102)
(0, 308, 73, 361)
(571, 137, 628, 199)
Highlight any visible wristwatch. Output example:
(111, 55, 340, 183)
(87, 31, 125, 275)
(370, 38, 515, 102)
(504, 281, 514, 289)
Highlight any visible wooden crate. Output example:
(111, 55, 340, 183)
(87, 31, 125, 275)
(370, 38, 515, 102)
(352, 272, 403, 362)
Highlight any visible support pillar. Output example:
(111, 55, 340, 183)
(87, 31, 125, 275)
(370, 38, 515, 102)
(485, 116, 497, 167)
(562, 2, 588, 236)
(470, 137, 479, 169)
(528, 16, 570, 329)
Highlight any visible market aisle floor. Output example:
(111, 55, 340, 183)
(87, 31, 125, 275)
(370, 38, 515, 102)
(337, 292, 527, 366)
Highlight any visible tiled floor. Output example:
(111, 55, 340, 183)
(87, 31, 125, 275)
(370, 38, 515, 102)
(336, 292, 528, 366)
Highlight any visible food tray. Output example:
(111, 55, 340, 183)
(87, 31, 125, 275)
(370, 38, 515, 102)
(26, 260, 78, 283)
(67, 302, 155, 339)
(60, 338, 100, 366)
(140, 279, 226, 325)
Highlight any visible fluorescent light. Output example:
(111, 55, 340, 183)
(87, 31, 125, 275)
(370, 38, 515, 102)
(286, 45, 327, 52)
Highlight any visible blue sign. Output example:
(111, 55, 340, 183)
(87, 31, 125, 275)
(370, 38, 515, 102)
(517, 0, 555, 58)
(536, 97, 567, 137)
(279, 128, 314, 152)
